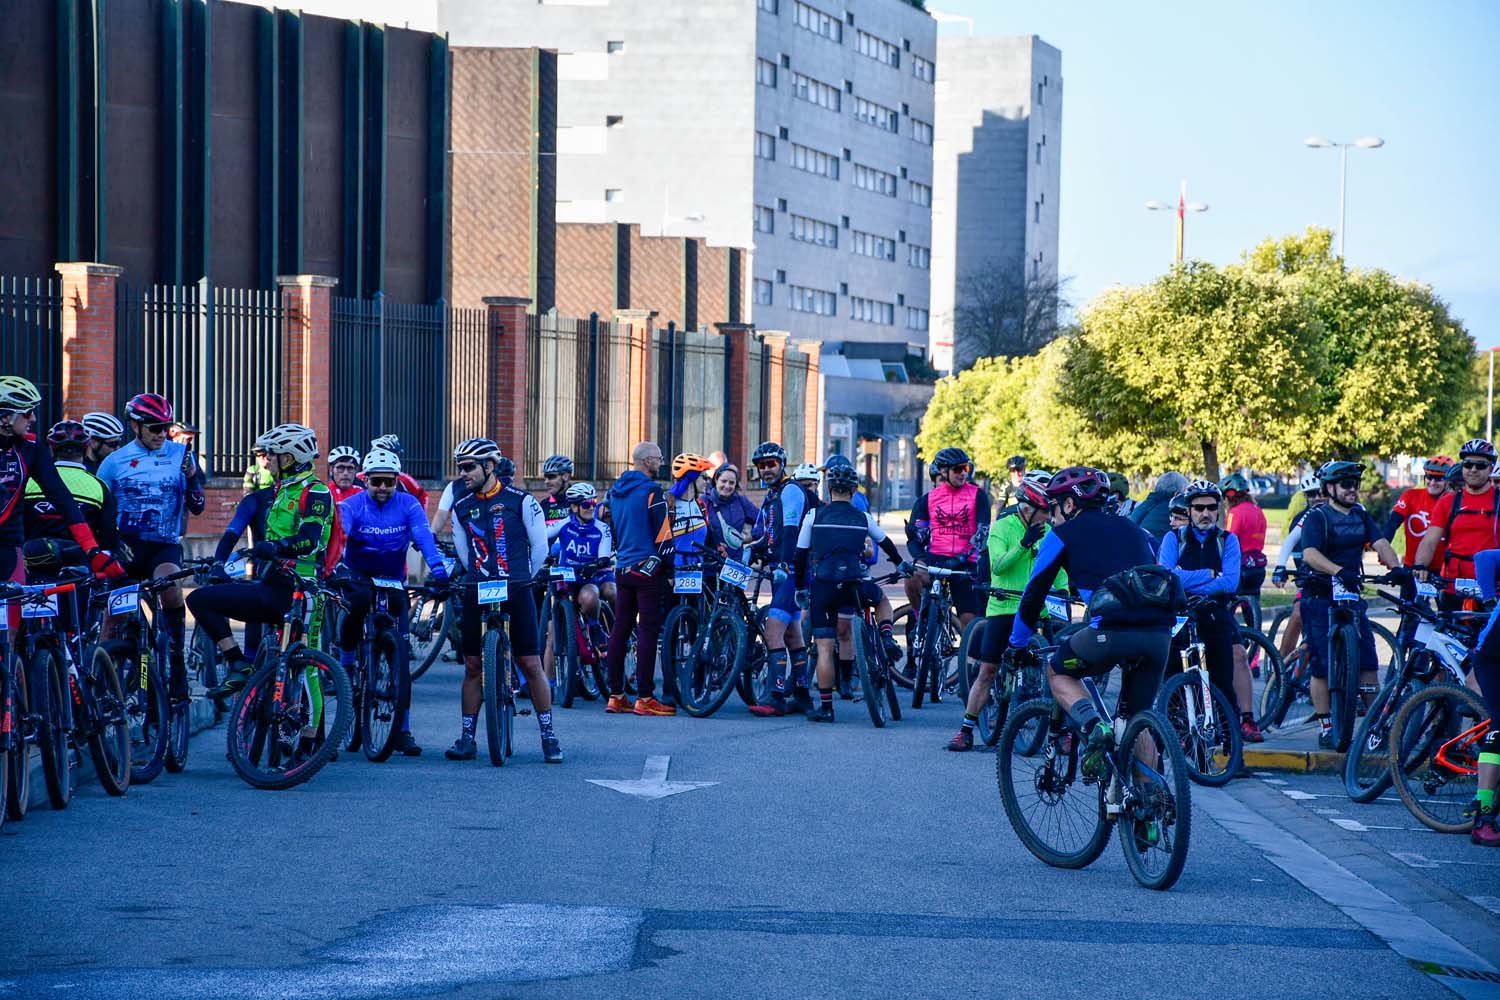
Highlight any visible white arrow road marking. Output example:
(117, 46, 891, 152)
(586, 755, 718, 800)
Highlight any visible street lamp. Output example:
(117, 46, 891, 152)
(1304, 135, 1384, 259)
(1146, 179, 1208, 263)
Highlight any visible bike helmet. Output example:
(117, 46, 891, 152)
(791, 462, 821, 483)
(370, 434, 405, 460)
(1446, 464, 1464, 490)
(1183, 478, 1222, 503)
(497, 456, 516, 482)
(453, 437, 502, 464)
(1046, 466, 1109, 506)
(933, 447, 971, 471)
(1168, 492, 1190, 517)
(328, 446, 361, 467)
(1459, 438, 1497, 462)
(928, 460, 941, 482)
(255, 422, 319, 464)
(124, 392, 174, 425)
(1299, 471, 1321, 494)
(46, 419, 89, 449)
(1315, 460, 1364, 485)
(565, 482, 598, 503)
(542, 454, 574, 476)
(672, 453, 716, 480)
(1006, 454, 1027, 471)
(362, 447, 401, 476)
(0, 376, 41, 414)
(822, 454, 854, 472)
(1423, 454, 1455, 475)
(1015, 475, 1050, 510)
(751, 441, 787, 465)
(1106, 471, 1130, 498)
(825, 463, 860, 493)
(1219, 472, 1250, 497)
(81, 411, 125, 443)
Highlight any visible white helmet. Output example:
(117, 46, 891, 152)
(1299, 472, 1320, 494)
(255, 422, 319, 464)
(453, 437, 502, 464)
(564, 482, 597, 503)
(362, 447, 402, 476)
(81, 411, 126, 443)
(328, 445, 361, 467)
(0, 376, 42, 413)
(791, 463, 820, 483)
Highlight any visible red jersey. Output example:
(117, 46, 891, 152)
(1390, 486, 1445, 569)
(1430, 486, 1500, 584)
(397, 471, 428, 509)
(1225, 499, 1267, 556)
(330, 482, 364, 504)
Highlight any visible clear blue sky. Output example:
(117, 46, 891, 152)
(934, 0, 1500, 346)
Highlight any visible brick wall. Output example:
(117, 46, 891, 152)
(56, 263, 123, 418)
(627, 225, 683, 328)
(697, 242, 730, 329)
(554, 223, 615, 319)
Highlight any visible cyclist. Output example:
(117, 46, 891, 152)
(1222, 473, 1268, 619)
(1168, 492, 1189, 532)
(1466, 548, 1500, 847)
(540, 454, 574, 540)
(1385, 456, 1453, 572)
(1271, 473, 1324, 660)
(196, 423, 334, 697)
(1131, 471, 1190, 542)
(748, 440, 814, 717)
(603, 440, 676, 716)
(1007, 467, 1179, 781)
(1415, 440, 1499, 607)
(824, 454, 884, 696)
(1159, 479, 1262, 744)
(21, 420, 121, 579)
(328, 446, 364, 503)
(97, 392, 205, 704)
(793, 460, 905, 723)
(243, 444, 274, 495)
(792, 463, 823, 509)
(369, 434, 428, 507)
(552, 481, 615, 650)
(701, 462, 759, 562)
(1105, 472, 1135, 517)
(1299, 460, 1405, 749)
(80, 411, 126, 473)
(948, 470, 1063, 751)
(903, 446, 988, 633)
(668, 452, 715, 586)
(443, 437, 558, 762)
(997, 455, 1027, 508)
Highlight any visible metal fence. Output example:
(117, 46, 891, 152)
(743, 335, 765, 463)
(0, 276, 63, 428)
(524, 311, 637, 481)
(782, 346, 810, 467)
(115, 279, 282, 477)
(446, 306, 489, 478)
(329, 294, 450, 480)
(654, 323, 729, 464)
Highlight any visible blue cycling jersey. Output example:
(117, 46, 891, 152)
(338, 490, 446, 581)
(555, 515, 614, 578)
(97, 439, 193, 544)
(755, 478, 806, 565)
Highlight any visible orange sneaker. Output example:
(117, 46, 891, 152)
(606, 695, 634, 714)
(633, 696, 677, 716)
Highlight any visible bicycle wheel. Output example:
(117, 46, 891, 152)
(164, 696, 191, 774)
(1239, 629, 1281, 689)
(1370, 620, 1401, 683)
(1344, 671, 1421, 803)
(1157, 671, 1241, 788)
(997, 699, 1111, 869)
(482, 629, 510, 767)
(1119, 708, 1192, 891)
(82, 644, 130, 796)
(851, 618, 887, 728)
(659, 602, 699, 706)
(1265, 607, 1292, 649)
(109, 639, 168, 785)
(1329, 623, 1361, 752)
(343, 658, 365, 755)
(408, 593, 449, 682)
(957, 617, 985, 699)
(362, 626, 409, 762)
(1387, 683, 1487, 834)
(555, 599, 580, 709)
(0, 659, 12, 828)
(738, 606, 773, 707)
(189, 624, 221, 695)
(34, 647, 72, 809)
(227, 647, 352, 790)
(5, 656, 30, 820)
(679, 605, 747, 718)
(889, 603, 917, 688)
(977, 672, 1004, 747)
(588, 602, 614, 699)
(913, 601, 942, 709)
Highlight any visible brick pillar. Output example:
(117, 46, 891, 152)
(717, 322, 754, 467)
(277, 275, 338, 457)
(483, 296, 532, 462)
(55, 262, 124, 418)
(795, 338, 822, 465)
(616, 308, 656, 448)
(761, 330, 788, 451)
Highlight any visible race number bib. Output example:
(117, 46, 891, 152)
(674, 571, 704, 595)
(1332, 580, 1360, 602)
(476, 579, 509, 605)
(720, 559, 752, 588)
(554, 566, 576, 583)
(23, 595, 58, 619)
(1415, 582, 1438, 600)
(371, 577, 405, 591)
(1044, 594, 1069, 620)
(109, 584, 140, 617)
(1171, 615, 1189, 637)
(1456, 578, 1482, 598)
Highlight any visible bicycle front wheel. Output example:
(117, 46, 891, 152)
(482, 629, 512, 767)
(5, 656, 30, 820)
(82, 644, 131, 796)
(679, 605, 746, 718)
(997, 699, 1111, 869)
(554, 599, 580, 709)
(109, 639, 168, 786)
(363, 626, 410, 762)
(1344, 672, 1419, 803)
(408, 593, 449, 682)
(1387, 683, 1487, 834)
(957, 617, 985, 700)
(1328, 623, 1361, 752)
(851, 618, 887, 728)
(1157, 671, 1241, 788)
(227, 647, 351, 790)
(34, 646, 72, 809)
(1119, 708, 1192, 891)
(889, 603, 917, 688)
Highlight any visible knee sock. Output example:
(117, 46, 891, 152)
(461, 713, 478, 740)
(537, 709, 555, 739)
(790, 647, 809, 690)
(1067, 697, 1102, 737)
(768, 649, 789, 695)
(962, 713, 978, 732)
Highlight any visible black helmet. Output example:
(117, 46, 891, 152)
(826, 464, 859, 492)
(1106, 471, 1129, 498)
(928, 460, 940, 482)
(1168, 492, 1190, 516)
(1315, 460, 1365, 485)
(933, 447, 971, 470)
(1183, 478, 1222, 503)
(752, 441, 786, 465)
(1006, 454, 1027, 470)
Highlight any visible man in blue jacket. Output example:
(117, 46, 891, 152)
(604, 441, 677, 716)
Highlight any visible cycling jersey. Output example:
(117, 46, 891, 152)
(794, 501, 894, 583)
(1299, 502, 1380, 596)
(96, 439, 203, 544)
(22, 461, 118, 552)
(984, 511, 1066, 616)
(339, 489, 445, 581)
(330, 482, 364, 504)
(0, 434, 103, 572)
(542, 490, 571, 541)
(754, 477, 806, 566)
(556, 515, 614, 581)
(263, 471, 335, 579)
(670, 496, 709, 571)
(1429, 486, 1499, 585)
(394, 471, 428, 508)
(451, 482, 548, 583)
(1225, 499, 1267, 557)
(1385, 486, 1445, 569)
(908, 483, 991, 562)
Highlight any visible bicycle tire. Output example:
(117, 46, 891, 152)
(957, 617, 985, 699)
(164, 696, 190, 774)
(0, 657, 11, 829)
(1119, 708, 1192, 891)
(555, 598, 580, 709)
(1157, 671, 1241, 788)
(1344, 671, 1420, 803)
(1266, 606, 1292, 649)
(408, 593, 449, 682)
(482, 629, 511, 767)
(851, 618, 886, 728)
(83, 644, 130, 796)
(5, 656, 30, 820)
(738, 606, 773, 707)
(34, 646, 72, 809)
(659, 603, 697, 704)
(1329, 622, 1361, 752)
(226, 647, 352, 790)
(108, 638, 168, 786)
(362, 626, 409, 762)
(1387, 683, 1487, 834)
(889, 603, 917, 688)
(1238, 629, 1281, 691)
(679, 604, 747, 718)
(588, 602, 614, 699)
(189, 624, 221, 695)
(977, 672, 1003, 747)
(913, 599, 942, 709)
(997, 699, 1111, 869)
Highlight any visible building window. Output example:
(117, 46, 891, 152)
(910, 53, 934, 82)
(1035, 141, 1042, 165)
(789, 284, 838, 315)
(754, 204, 775, 234)
(607, 40, 625, 53)
(1034, 200, 1040, 224)
(605, 188, 624, 202)
(908, 179, 931, 206)
(792, 72, 841, 112)
(909, 118, 933, 145)
(905, 306, 929, 332)
(790, 213, 839, 248)
(853, 97, 898, 133)
(851, 229, 895, 261)
(606, 115, 624, 127)
(755, 132, 776, 161)
(753, 278, 773, 305)
(1032, 255, 1041, 281)
(790, 142, 839, 180)
(855, 29, 899, 67)
(852, 162, 897, 197)
(758, 0, 777, 12)
(907, 244, 930, 269)
(775, 269, 787, 283)
(849, 296, 895, 325)
(757, 58, 778, 88)
(793, 1, 842, 42)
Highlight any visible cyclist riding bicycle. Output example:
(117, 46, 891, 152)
(369, 434, 428, 508)
(21, 420, 122, 581)
(328, 446, 364, 503)
(1463, 548, 1500, 847)
(794, 461, 905, 723)
(97, 392, 206, 703)
(541, 454, 575, 541)
(904, 447, 989, 632)
(335, 446, 450, 756)
(1298, 460, 1405, 749)
(748, 440, 814, 717)
(1007, 466, 1181, 779)
(1221, 472, 1268, 616)
(443, 437, 559, 763)
(80, 411, 126, 473)
(1415, 440, 1499, 608)
(195, 423, 334, 697)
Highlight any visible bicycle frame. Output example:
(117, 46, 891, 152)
(1433, 720, 1488, 777)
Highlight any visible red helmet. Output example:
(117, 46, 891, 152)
(46, 420, 89, 448)
(125, 392, 174, 424)
(1045, 466, 1109, 506)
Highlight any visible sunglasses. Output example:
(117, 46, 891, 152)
(1463, 460, 1492, 471)
(141, 422, 171, 434)
(457, 462, 481, 474)
(367, 476, 397, 488)
(1425, 474, 1447, 483)
(1333, 478, 1361, 490)
(946, 464, 971, 475)
(1, 408, 36, 420)
(573, 499, 598, 509)
(1190, 503, 1219, 513)
(754, 461, 780, 471)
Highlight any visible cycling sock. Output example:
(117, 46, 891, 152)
(790, 647, 809, 689)
(878, 619, 894, 636)
(340, 650, 356, 668)
(962, 713, 978, 732)
(768, 649, 789, 693)
(163, 604, 186, 652)
(1476, 788, 1495, 811)
(537, 710, 555, 738)
(1067, 697, 1101, 736)
(819, 687, 833, 708)
(461, 713, 478, 741)
(400, 710, 412, 734)
(1316, 713, 1331, 733)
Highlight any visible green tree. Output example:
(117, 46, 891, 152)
(915, 355, 1039, 478)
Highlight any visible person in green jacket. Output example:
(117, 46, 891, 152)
(948, 471, 1066, 751)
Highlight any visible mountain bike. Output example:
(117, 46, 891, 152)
(1387, 682, 1490, 833)
(997, 662, 1191, 890)
(408, 540, 456, 682)
(908, 564, 970, 708)
(847, 572, 906, 728)
(225, 574, 352, 790)
(1156, 603, 1241, 787)
(461, 576, 522, 767)
(674, 552, 760, 718)
(542, 559, 613, 708)
(956, 588, 1070, 746)
(332, 575, 432, 762)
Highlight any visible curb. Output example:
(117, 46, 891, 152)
(1242, 746, 1344, 775)
(25, 696, 221, 809)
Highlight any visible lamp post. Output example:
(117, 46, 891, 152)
(1145, 180, 1208, 263)
(1303, 135, 1384, 258)
(1489, 347, 1497, 442)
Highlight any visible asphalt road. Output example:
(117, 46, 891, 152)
(2, 658, 1498, 999)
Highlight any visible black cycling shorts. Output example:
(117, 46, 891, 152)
(122, 540, 183, 580)
(978, 613, 1017, 663)
(1052, 622, 1171, 719)
(460, 582, 541, 659)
